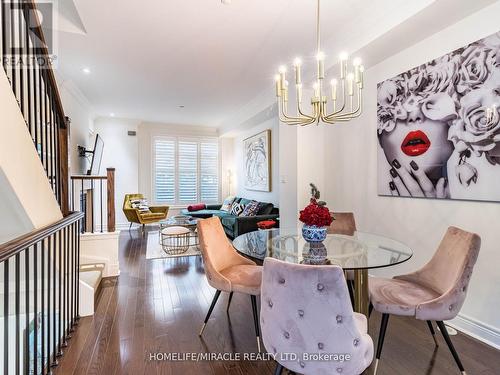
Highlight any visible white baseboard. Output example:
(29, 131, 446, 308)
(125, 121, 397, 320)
(449, 314, 500, 350)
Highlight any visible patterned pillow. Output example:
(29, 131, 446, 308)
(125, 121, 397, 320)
(230, 201, 244, 216)
(241, 200, 262, 217)
(220, 196, 236, 212)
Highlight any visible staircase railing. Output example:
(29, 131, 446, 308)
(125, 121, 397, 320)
(0, 0, 69, 215)
(0, 211, 83, 374)
(71, 168, 116, 233)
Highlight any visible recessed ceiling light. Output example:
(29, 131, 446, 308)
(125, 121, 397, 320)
(110, 113, 115, 117)
(221, 0, 231, 4)
(82, 67, 91, 74)
(179, 105, 185, 108)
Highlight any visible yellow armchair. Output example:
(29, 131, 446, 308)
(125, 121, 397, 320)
(123, 194, 169, 231)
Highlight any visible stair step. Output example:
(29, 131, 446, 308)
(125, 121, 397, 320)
(79, 269, 102, 290)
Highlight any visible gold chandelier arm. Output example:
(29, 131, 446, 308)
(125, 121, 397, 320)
(325, 88, 362, 121)
(278, 97, 314, 125)
(297, 99, 316, 121)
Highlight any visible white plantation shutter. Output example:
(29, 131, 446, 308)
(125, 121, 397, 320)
(154, 139, 176, 203)
(200, 142, 219, 202)
(153, 137, 219, 205)
(178, 141, 198, 203)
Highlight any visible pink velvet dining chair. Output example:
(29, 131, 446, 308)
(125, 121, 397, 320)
(197, 216, 263, 351)
(260, 257, 373, 375)
(369, 226, 481, 375)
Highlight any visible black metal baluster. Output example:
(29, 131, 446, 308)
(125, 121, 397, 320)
(57, 228, 63, 357)
(15, 253, 20, 374)
(1, 0, 8, 73)
(50, 104, 55, 193)
(51, 231, 58, 366)
(10, 0, 16, 96)
(44, 74, 50, 177)
(3, 258, 9, 375)
(39, 64, 45, 173)
(91, 179, 94, 233)
(100, 180, 103, 232)
(73, 223, 78, 326)
(81, 178, 85, 233)
(25, 247, 30, 375)
(33, 243, 38, 375)
(76, 221, 80, 321)
(23, 0, 32, 135)
(18, 0, 25, 119)
(69, 223, 74, 330)
(41, 239, 45, 374)
(47, 236, 52, 370)
(63, 226, 69, 344)
(33, 47, 39, 150)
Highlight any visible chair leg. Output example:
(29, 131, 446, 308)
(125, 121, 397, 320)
(374, 313, 390, 375)
(427, 321, 439, 347)
(250, 295, 261, 352)
(129, 222, 133, 230)
(274, 363, 284, 375)
(227, 292, 234, 312)
(436, 321, 466, 374)
(369, 302, 374, 318)
(199, 290, 221, 336)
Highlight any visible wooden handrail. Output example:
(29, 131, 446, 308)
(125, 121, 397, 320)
(71, 175, 108, 180)
(0, 211, 84, 262)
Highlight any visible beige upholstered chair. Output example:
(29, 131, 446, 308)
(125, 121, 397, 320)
(328, 212, 357, 236)
(260, 257, 373, 375)
(329, 212, 357, 303)
(369, 226, 481, 375)
(197, 217, 263, 351)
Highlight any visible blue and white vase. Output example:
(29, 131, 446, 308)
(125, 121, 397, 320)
(302, 224, 327, 243)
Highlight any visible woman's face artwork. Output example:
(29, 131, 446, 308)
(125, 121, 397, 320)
(377, 31, 500, 200)
(379, 112, 454, 182)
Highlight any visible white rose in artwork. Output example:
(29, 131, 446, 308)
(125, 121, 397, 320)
(457, 46, 492, 94)
(455, 162, 478, 187)
(377, 80, 399, 106)
(449, 88, 500, 158)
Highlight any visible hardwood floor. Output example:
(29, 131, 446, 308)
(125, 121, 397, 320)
(54, 228, 500, 375)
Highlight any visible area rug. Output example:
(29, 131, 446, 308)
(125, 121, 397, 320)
(146, 231, 201, 260)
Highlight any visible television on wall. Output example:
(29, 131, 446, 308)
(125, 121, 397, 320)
(87, 134, 104, 175)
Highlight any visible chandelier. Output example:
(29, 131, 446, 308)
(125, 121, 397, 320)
(274, 0, 365, 126)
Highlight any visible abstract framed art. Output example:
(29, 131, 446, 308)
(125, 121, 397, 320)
(377, 31, 500, 202)
(244, 130, 271, 192)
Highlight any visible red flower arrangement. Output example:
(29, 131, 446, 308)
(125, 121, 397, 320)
(299, 183, 334, 227)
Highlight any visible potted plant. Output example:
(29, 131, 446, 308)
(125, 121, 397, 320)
(299, 183, 333, 243)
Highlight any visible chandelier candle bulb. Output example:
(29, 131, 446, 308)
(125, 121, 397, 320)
(297, 84, 303, 103)
(330, 79, 338, 100)
(347, 73, 354, 96)
(275, 75, 282, 97)
(294, 58, 302, 84)
(359, 66, 365, 89)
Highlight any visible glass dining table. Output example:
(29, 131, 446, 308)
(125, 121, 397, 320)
(233, 228, 413, 318)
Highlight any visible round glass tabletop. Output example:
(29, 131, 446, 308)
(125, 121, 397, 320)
(233, 228, 413, 270)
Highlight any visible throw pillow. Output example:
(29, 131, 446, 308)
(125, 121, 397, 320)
(220, 196, 235, 212)
(241, 200, 262, 217)
(230, 201, 244, 216)
(131, 198, 150, 212)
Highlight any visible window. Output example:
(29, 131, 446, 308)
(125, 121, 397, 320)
(153, 137, 219, 205)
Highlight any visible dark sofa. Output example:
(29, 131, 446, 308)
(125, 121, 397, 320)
(181, 198, 279, 238)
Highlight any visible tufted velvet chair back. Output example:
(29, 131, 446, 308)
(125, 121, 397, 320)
(328, 212, 356, 236)
(260, 258, 373, 375)
(197, 217, 256, 292)
(395, 226, 481, 320)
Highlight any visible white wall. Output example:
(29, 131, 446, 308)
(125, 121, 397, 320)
(232, 118, 279, 205)
(323, 2, 500, 347)
(93, 117, 140, 228)
(57, 78, 94, 175)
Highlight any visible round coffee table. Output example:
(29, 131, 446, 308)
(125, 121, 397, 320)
(159, 216, 199, 248)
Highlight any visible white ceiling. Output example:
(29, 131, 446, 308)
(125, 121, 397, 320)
(54, 0, 442, 127)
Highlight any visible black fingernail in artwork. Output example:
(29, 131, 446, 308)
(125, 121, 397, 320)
(389, 181, 396, 191)
(392, 159, 401, 169)
(390, 168, 398, 178)
(410, 161, 419, 171)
